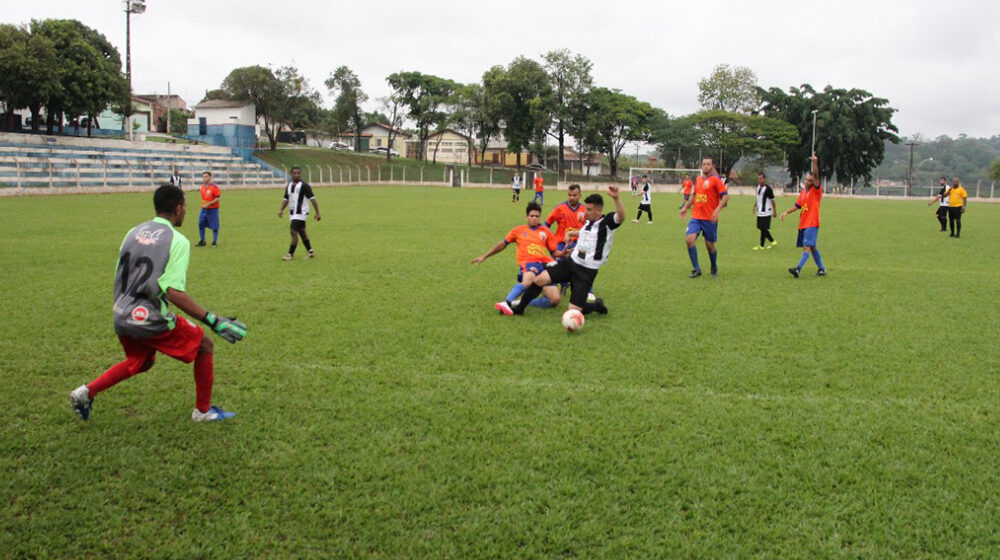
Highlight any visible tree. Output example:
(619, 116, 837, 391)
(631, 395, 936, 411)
(698, 64, 760, 114)
(364, 110, 389, 124)
(377, 94, 406, 162)
(482, 57, 552, 171)
(542, 49, 593, 175)
(222, 65, 317, 150)
(991, 158, 1000, 181)
(576, 87, 659, 178)
(386, 71, 456, 161)
(201, 89, 232, 103)
(655, 110, 799, 178)
(325, 66, 367, 150)
(759, 84, 899, 186)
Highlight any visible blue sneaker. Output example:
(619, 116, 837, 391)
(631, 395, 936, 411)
(191, 405, 236, 422)
(69, 385, 93, 421)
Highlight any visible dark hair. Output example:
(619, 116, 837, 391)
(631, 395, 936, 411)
(641, 174, 647, 179)
(291, 166, 301, 172)
(154, 184, 185, 214)
(702, 157, 715, 165)
(584, 193, 604, 207)
(202, 170, 212, 176)
(758, 171, 766, 178)
(940, 176, 948, 181)
(568, 184, 581, 192)
(525, 202, 542, 215)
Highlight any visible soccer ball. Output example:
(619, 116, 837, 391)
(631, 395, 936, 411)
(561, 309, 585, 332)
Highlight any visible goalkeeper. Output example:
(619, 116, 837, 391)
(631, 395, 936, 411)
(69, 184, 247, 423)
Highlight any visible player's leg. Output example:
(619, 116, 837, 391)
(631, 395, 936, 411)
(703, 222, 719, 276)
(529, 285, 560, 308)
(948, 208, 957, 236)
(286, 222, 302, 259)
(571, 266, 605, 314)
(210, 209, 220, 246)
(685, 221, 701, 277)
(954, 208, 962, 237)
(936, 207, 947, 231)
(300, 225, 314, 257)
(197, 209, 208, 246)
(646, 205, 653, 223)
(71, 338, 156, 420)
(513, 264, 564, 315)
(790, 229, 810, 277)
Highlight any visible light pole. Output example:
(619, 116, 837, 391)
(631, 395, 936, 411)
(124, 0, 146, 141)
(905, 141, 918, 197)
(810, 109, 818, 155)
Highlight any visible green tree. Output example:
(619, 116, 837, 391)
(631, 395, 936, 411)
(325, 66, 367, 150)
(482, 57, 552, 171)
(655, 111, 799, 178)
(542, 49, 593, 175)
(698, 64, 760, 114)
(991, 158, 1000, 181)
(201, 89, 232, 103)
(759, 84, 899, 186)
(576, 87, 659, 178)
(386, 71, 456, 161)
(222, 65, 287, 150)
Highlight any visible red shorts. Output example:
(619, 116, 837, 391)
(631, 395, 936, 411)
(119, 317, 205, 365)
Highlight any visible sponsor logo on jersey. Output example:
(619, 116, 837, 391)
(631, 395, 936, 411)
(132, 306, 149, 322)
(135, 225, 164, 246)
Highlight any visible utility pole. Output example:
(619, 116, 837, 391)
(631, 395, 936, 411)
(906, 141, 918, 197)
(166, 81, 170, 134)
(123, 1, 146, 141)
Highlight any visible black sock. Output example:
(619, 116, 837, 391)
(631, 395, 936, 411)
(513, 284, 543, 314)
(289, 244, 296, 255)
(760, 231, 766, 246)
(765, 230, 773, 242)
(303, 239, 312, 251)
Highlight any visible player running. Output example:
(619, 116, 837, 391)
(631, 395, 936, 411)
(680, 174, 693, 209)
(532, 173, 544, 206)
(471, 202, 563, 314)
(68, 184, 247, 423)
(632, 174, 653, 224)
(278, 166, 322, 260)
(197, 171, 220, 247)
(509, 186, 625, 317)
(780, 153, 826, 277)
(679, 158, 729, 278)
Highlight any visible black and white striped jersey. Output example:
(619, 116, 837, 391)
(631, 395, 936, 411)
(571, 212, 622, 269)
(284, 181, 315, 220)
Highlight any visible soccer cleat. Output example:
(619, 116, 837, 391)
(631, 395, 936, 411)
(753, 246, 763, 251)
(69, 385, 93, 421)
(196, 241, 206, 247)
(770, 241, 778, 247)
(788, 267, 800, 278)
(689, 269, 702, 279)
(816, 269, 827, 277)
(765, 244, 773, 250)
(211, 243, 217, 248)
(495, 301, 514, 316)
(282, 253, 294, 261)
(710, 268, 718, 277)
(306, 251, 315, 259)
(191, 405, 236, 422)
(631, 219, 640, 223)
(592, 297, 609, 315)
(646, 221, 653, 225)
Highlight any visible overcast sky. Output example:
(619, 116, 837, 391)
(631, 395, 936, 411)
(4, 0, 998, 139)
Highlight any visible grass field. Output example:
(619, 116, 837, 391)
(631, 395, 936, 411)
(2, 186, 999, 558)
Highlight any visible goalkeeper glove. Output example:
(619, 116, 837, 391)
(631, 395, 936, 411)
(202, 312, 247, 344)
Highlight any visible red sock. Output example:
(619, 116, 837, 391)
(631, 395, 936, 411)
(87, 357, 150, 396)
(194, 351, 214, 413)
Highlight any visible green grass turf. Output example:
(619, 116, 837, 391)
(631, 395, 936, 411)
(2, 187, 999, 558)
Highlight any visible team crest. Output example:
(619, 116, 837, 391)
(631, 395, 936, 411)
(134, 225, 164, 246)
(132, 306, 149, 322)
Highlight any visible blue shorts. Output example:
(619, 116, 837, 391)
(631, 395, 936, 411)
(796, 227, 819, 247)
(199, 208, 219, 230)
(686, 219, 718, 243)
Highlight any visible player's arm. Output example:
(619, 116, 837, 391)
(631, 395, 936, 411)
(712, 192, 729, 223)
(678, 191, 695, 217)
(471, 240, 507, 264)
(608, 185, 625, 223)
(811, 153, 819, 179)
(928, 194, 942, 206)
(167, 288, 246, 343)
(780, 203, 801, 221)
(310, 197, 321, 221)
(277, 198, 289, 218)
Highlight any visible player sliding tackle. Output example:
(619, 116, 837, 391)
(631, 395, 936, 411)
(508, 186, 625, 317)
(471, 202, 565, 314)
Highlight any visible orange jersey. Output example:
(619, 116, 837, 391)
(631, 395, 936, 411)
(545, 202, 587, 245)
(534, 176, 544, 192)
(682, 179, 693, 195)
(796, 185, 823, 229)
(504, 225, 558, 268)
(200, 183, 221, 209)
(691, 174, 727, 220)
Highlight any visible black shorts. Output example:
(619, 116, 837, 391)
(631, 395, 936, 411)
(290, 219, 307, 232)
(947, 207, 962, 219)
(756, 216, 772, 230)
(936, 206, 948, 219)
(638, 203, 651, 211)
(545, 258, 598, 308)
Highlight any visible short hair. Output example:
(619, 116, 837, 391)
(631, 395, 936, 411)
(568, 184, 581, 192)
(940, 176, 948, 181)
(641, 174, 647, 179)
(154, 184, 185, 214)
(584, 193, 604, 207)
(291, 166, 301, 172)
(202, 171, 212, 177)
(525, 202, 542, 215)
(758, 172, 766, 178)
(702, 157, 715, 165)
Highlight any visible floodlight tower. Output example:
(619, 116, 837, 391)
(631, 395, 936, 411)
(124, 0, 146, 141)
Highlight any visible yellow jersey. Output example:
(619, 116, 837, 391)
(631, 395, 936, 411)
(947, 186, 967, 207)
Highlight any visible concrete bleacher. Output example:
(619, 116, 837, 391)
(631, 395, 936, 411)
(0, 132, 285, 191)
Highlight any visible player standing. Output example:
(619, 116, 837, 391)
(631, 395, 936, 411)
(679, 158, 729, 277)
(278, 166, 322, 260)
(780, 154, 826, 277)
(679, 174, 693, 209)
(945, 177, 968, 238)
(927, 176, 950, 232)
(68, 184, 247, 422)
(510, 186, 626, 317)
(168, 167, 182, 187)
(471, 202, 562, 314)
(512, 173, 521, 202)
(532, 173, 544, 206)
(632, 174, 653, 224)
(630, 174, 639, 194)
(197, 171, 220, 247)
(752, 172, 777, 250)
(545, 184, 587, 253)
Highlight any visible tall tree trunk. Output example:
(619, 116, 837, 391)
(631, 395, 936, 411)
(557, 124, 565, 176)
(45, 109, 54, 135)
(30, 104, 41, 131)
